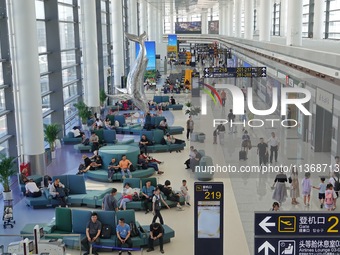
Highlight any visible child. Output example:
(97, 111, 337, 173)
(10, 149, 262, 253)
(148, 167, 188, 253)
(180, 180, 191, 206)
(213, 128, 218, 144)
(324, 184, 337, 211)
(313, 177, 326, 209)
(271, 202, 280, 211)
(301, 172, 312, 206)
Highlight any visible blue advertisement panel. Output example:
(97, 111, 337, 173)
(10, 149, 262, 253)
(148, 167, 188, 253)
(175, 22, 202, 34)
(167, 34, 177, 59)
(168, 34, 177, 47)
(136, 41, 156, 70)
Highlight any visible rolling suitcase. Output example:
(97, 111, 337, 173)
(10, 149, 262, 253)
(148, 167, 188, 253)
(239, 149, 247, 160)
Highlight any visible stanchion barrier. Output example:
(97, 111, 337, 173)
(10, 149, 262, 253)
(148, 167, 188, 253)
(90, 243, 143, 255)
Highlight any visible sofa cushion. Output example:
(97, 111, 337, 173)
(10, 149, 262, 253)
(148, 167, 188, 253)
(153, 96, 162, 104)
(116, 210, 135, 224)
(72, 209, 92, 234)
(68, 175, 86, 194)
(141, 177, 157, 188)
(123, 178, 141, 189)
(153, 130, 165, 144)
(94, 211, 116, 233)
(55, 207, 72, 233)
(140, 131, 153, 142)
(94, 129, 104, 143)
(114, 115, 126, 127)
(67, 132, 75, 138)
(103, 130, 117, 143)
(162, 96, 169, 102)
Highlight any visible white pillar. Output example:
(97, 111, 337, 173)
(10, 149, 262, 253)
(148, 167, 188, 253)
(286, 0, 303, 46)
(201, 11, 208, 34)
(169, 0, 174, 34)
(234, 0, 242, 37)
(313, 0, 325, 39)
(81, 0, 100, 107)
(219, 3, 225, 35)
(280, 0, 287, 37)
(10, 0, 45, 166)
(129, 0, 138, 64)
(259, 0, 271, 41)
(139, 0, 147, 34)
(147, 3, 155, 41)
(244, 0, 254, 39)
(112, 0, 125, 87)
(227, 0, 234, 36)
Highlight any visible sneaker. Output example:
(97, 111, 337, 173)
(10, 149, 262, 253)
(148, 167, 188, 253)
(177, 204, 182, 210)
(160, 250, 164, 254)
(128, 252, 132, 255)
(118, 252, 122, 255)
(145, 209, 149, 214)
(186, 202, 191, 206)
(158, 171, 164, 174)
(147, 248, 154, 252)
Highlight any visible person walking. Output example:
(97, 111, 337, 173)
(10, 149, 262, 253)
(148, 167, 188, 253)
(186, 116, 194, 140)
(257, 138, 268, 167)
(228, 109, 236, 133)
(272, 169, 288, 204)
(217, 123, 226, 145)
(220, 90, 226, 107)
(289, 167, 300, 205)
(301, 172, 312, 207)
(267, 132, 280, 163)
(152, 187, 170, 225)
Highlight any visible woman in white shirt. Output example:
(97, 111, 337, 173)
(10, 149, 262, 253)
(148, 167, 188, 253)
(119, 183, 133, 210)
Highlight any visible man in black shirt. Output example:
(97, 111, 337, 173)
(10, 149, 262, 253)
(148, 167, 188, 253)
(81, 212, 101, 255)
(257, 138, 268, 166)
(146, 223, 164, 253)
(227, 109, 236, 133)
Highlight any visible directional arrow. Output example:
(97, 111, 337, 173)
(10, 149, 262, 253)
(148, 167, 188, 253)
(258, 241, 275, 255)
(259, 216, 275, 233)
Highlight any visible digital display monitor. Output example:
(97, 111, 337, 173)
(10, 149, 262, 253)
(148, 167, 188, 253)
(197, 201, 220, 238)
(28, 241, 34, 252)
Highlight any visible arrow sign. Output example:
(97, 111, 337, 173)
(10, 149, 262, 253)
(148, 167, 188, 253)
(258, 241, 275, 255)
(259, 216, 275, 233)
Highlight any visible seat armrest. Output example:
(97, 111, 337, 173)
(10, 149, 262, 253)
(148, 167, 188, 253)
(136, 221, 147, 239)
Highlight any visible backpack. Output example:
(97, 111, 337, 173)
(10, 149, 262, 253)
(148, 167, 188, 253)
(160, 138, 167, 145)
(325, 190, 334, 205)
(129, 222, 139, 237)
(333, 177, 340, 191)
(101, 224, 112, 239)
(132, 192, 140, 201)
(129, 164, 136, 172)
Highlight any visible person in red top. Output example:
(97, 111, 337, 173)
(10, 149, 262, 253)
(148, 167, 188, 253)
(220, 90, 227, 107)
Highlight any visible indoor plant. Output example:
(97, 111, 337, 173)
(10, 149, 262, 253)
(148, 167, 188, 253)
(0, 154, 16, 200)
(44, 123, 61, 158)
(185, 101, 201, 116)
(74, 100, 92, 125)
(99, 89, 107, 107)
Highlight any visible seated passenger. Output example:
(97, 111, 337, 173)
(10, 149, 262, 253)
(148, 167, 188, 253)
(108, 158, 120, 182)
(139, 134, 151, 154)
(169, 96, 176, 105)
(82, 155, 94, 172)
(71, 126, 84, 138)
(104, 118, 114, 130)
(158, 119, 168, 133)
(25, 179, 42, 197)
(118, 155, 132, 179)
(138, 154, 164, 175)
(141, 180, 155, 214)
(19, 167, 29, 184)
(89, 132, 99, 152)
(160, 180, 182, 209)
(140, 152, 163, 164)
(190, 149, 202, 172)
(116, 218, 133, 254)
(147, 223, 164, 253)
(81, 212, 101, 255)
(49, 178, 67, 207)
(119, 183, 133, 210)
(166, 134, 184, 145)
(144, 112, 152, 130)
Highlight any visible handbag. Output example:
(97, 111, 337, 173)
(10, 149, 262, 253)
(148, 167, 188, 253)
(288, 176, 292, 184)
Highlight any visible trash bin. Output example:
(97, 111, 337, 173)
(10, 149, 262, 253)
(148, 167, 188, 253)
(197, 133, 206, 143)
(191, 132, 198, 142)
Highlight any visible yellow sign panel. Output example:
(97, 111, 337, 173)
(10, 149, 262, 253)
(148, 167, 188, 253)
(167, 45, 177, 52)
(196, 185, 203, 192)
(278, 216, 296, 232)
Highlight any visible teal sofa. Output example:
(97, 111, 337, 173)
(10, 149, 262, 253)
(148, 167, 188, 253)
(43, 207, 175, 250)
(85, 168, 155, 182)
(139, 130, 186, 153)
(63, 131, 83, 144)
(106, 115, 141, 134)
(153, 96, 183, 110)
(18, 174, 43, 194)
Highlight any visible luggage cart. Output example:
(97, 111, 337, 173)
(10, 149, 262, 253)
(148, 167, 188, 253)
(3, 199, 15, 228)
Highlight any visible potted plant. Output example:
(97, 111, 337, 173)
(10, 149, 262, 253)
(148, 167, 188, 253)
(99, 89, 107, 107)
(74, 101, 92, 127)
(44, 123, 61, 158)
(0, 154, 16, 200)
(185, 102, 201, 116)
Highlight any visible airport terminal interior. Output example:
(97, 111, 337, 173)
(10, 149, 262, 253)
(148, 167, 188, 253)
(0, 0, 339, 254)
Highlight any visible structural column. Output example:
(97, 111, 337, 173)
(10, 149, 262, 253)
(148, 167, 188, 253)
(147, 3, 155, 41)
(286, 0, 303, 46)
(129, 0, 138, 65)
(227, 0, 234, 36)
(112, 0, 125, 88)
(169, 0, 174, 34)
(139, 0, 147, 34)
(81, 0, 100, 107)
(259, 0, 271, 41)
(219, 3, 225, 35)
(280, 0, 288, 37)
(244, 0, 254, 39)
(313, 0, 325, 39)
(234, 0, 242, 37)
(10, 0, 45, 175)
(201, 10, 208, 34)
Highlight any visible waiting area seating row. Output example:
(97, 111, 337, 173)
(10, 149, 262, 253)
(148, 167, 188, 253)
(24, 175, 111, 209)
(20, 208, 175, 249)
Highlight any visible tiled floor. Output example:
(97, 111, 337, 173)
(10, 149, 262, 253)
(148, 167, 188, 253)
(0, 67, 335, 255)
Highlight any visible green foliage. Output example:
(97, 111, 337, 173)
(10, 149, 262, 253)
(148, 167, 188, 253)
(74, 101, 92, 124)
(185, 106, 201, 116)
(100, 89, 107, 106)
(184, 101, 192, 108)
(0, 154, 16, 192)
(44, 123, 61, 152)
